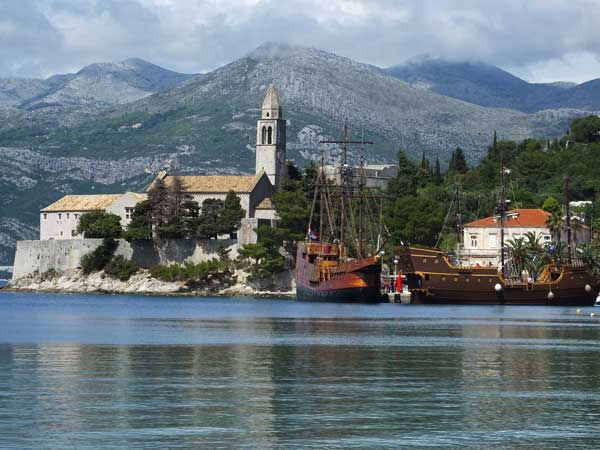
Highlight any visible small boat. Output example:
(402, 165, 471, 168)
(295, 124, 385, 303)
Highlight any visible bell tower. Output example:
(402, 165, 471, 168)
(256, 84, 286, 189)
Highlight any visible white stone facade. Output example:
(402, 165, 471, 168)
(40, 192, 146, 240)
(461, 208, 591, 267)
(462, 226, 553, 267)
(256, 85, 286, 189)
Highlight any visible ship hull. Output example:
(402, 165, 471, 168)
(295, 243, 383, 304)
(399, 246, 599, 307)
(296, 285, 381, 303)
(409, 283, 597, 306)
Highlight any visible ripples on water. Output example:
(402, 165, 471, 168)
(0, 292, 600, 449)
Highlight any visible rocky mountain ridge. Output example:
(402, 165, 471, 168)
(0, 58, 196, 110)
(385, 57, 600, 113)
(1, 43, 598, 266)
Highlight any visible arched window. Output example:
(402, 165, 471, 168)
(267, 126, 273, 145)
(261, 126, 267, 145)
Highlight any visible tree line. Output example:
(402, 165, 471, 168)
(77, 177, 246, 241)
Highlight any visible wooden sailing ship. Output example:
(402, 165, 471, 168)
(295, 125, 385, 303)
(398, 159, 600, 306)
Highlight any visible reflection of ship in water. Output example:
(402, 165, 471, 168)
(295, 124, 385, 303)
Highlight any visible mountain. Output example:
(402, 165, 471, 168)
(0, 58, 196, 110)
(0, 43, 593, 265)
(385, 58, 600, 113)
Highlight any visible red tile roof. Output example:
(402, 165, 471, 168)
(464, 208, 551, 228)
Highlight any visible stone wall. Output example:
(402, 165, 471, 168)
(12, 238, 239, 280)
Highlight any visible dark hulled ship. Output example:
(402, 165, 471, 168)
(398, 246, 598, 306)
(398, 157, 600, 306)
(295, 125, 385, 303)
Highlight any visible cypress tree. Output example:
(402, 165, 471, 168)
(434, 158, 442, 185)
(449, 147, 468, 174)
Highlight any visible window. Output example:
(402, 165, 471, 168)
(66, 213, 70, 219)
(58, 213, 62, 220)
(267, 126, 273, 144)
(43, 214, 47, 220)
(125, 207, 134, 220)
(470, 235, 478, 248)
(71, 230, 77, 237)
(60, 231, 63, 236)
(75, 214, 79, 219)
(543, 235, 551, 242)
(488, 233, 497, 248)
(266, 112, 270, 117)
(261, 126, 267, 144)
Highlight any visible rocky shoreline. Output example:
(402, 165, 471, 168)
(5, 268, 295, 298)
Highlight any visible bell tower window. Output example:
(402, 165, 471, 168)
(261, 126, 267, 145)
(267, 126, 273, 145)
(266, 112, 270, 117)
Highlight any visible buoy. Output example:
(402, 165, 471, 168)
(591, 312, 597, 318)
(494, 283, 502, 293)
(548, 291, 555, 301)
(576, 309, 582, 314)
(585, 284, 592, 293)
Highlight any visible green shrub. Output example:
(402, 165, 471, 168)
(40, 268, 59, 280)
(150, 259, 226, 283)
(81, 238, 118, 274)
(104, 255, 139, 281)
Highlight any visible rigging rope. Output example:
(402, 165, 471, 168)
(435, 190, 457, 248)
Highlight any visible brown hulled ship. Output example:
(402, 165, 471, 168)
(296, 242, 382, 302)
(295, 125, 385, 303)
(398, 160, 600, 306)
(398, 246, 598, 306)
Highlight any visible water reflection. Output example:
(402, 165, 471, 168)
(0, 294, 600, 449)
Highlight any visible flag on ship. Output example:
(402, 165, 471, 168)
(308, 228, 319, 241)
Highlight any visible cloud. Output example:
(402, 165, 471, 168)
(1, 0, 600, 82)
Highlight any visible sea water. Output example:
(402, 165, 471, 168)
(0, 291, 599, 449)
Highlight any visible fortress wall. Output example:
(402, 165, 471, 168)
(12, 238, 239, 280)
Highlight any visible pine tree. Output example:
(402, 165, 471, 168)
(196, 199, 225, 239)
(448, 147, 468, 174)
(387, 149, 418, 197)
(147, 178, 171, 230)
(219, 191, 246, 237)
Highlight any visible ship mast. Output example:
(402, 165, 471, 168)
(320, 121, 373, 256)
(498, 144, 507, 274)
(455, 183, 462, 264)
(564, 175, 572, 264)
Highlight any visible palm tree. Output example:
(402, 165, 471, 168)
(546, 212, 564, 244)
(578, 243, 600, 275)
(523, 231, 542, 252)
(506, 237, 528, 278)
(570, 216, 582, 246)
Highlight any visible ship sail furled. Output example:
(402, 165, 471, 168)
(296, 123, 386, 303)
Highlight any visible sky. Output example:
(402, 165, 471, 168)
(2, 0, 600, 83)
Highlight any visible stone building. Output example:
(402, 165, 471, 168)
(256, 84, 287, 189)
(323, 164, 398, 189)
(40, 192, 146, 240)
(461, 208, 591, 267)
(148, 85, 284, 221)
(39, 85, 284, 240)
(150, 170, 274, 219)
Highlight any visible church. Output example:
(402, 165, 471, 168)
(39, 85, 286, 240)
